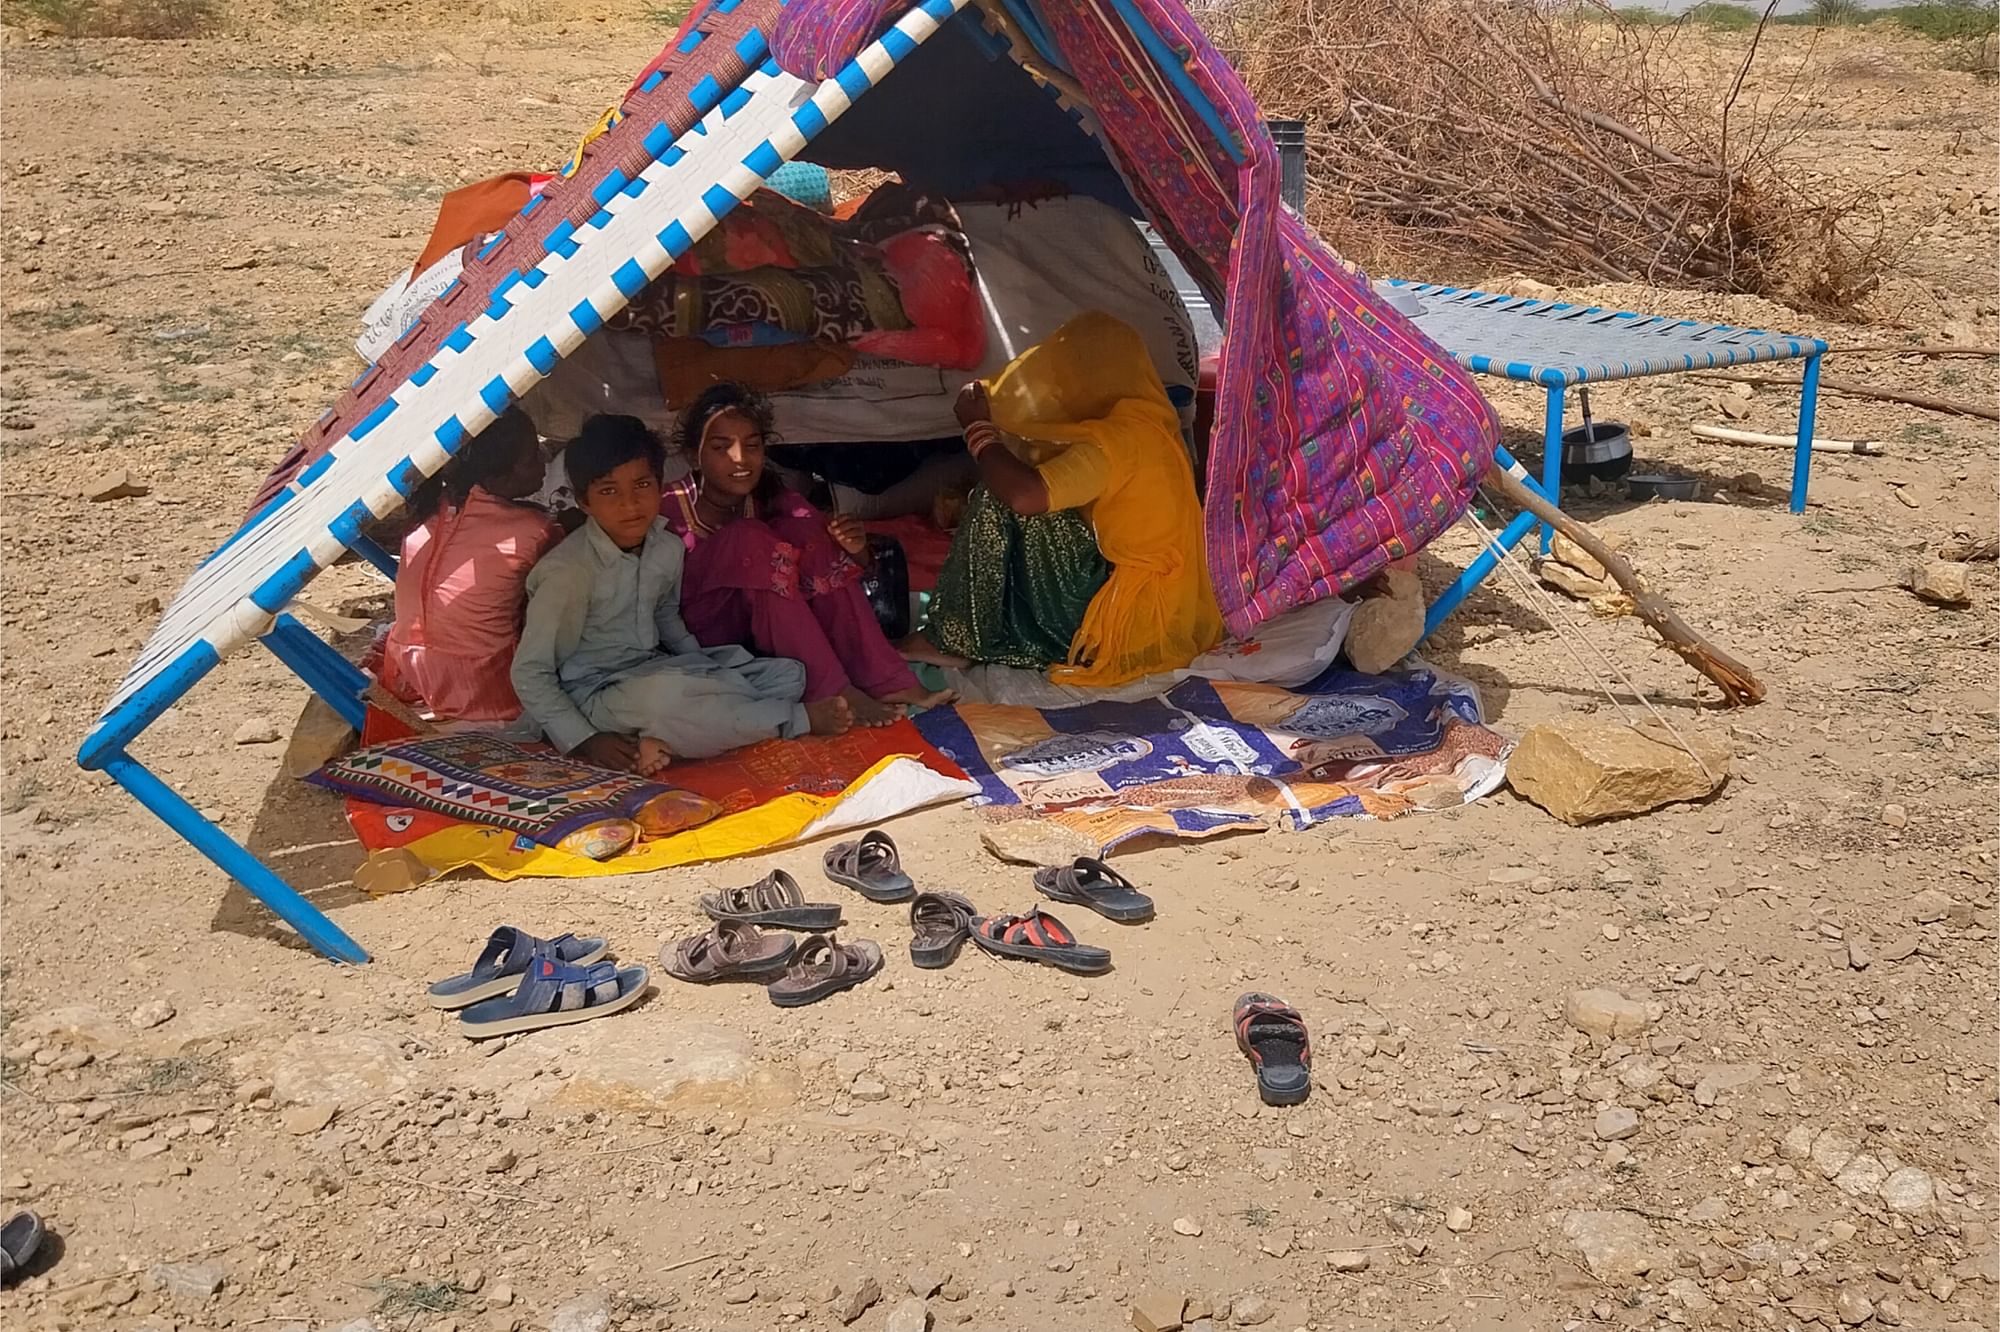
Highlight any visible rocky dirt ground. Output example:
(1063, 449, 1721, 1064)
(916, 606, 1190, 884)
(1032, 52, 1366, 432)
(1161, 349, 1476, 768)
(0, 11, 1996, 1332)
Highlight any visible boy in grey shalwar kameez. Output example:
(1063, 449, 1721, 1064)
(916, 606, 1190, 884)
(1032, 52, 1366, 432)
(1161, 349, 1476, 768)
(511, 416, 851, 775)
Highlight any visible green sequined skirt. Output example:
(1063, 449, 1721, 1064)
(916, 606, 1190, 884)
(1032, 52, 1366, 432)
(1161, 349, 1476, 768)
(925, 488, 1108, 669)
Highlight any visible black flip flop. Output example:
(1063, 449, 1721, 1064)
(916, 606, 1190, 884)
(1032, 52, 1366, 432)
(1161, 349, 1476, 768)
(1234, 993, 1312, 1106)
(969, 908, 1112, 975)
(1033, 857, 1154, 922)
(822, 830, 915, 903)
(2, 1211, 45, 1286)
(909, 891, 975, 969)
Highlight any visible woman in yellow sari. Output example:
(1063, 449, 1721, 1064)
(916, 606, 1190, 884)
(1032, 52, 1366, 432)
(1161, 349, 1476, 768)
(921, 311, 1223, 687)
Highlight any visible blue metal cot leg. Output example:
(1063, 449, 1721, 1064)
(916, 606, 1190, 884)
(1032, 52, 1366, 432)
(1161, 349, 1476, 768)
(1423, 510, 1538, 640)
(1790, 353, 1822, 514)
(101, 751, 370, 964)
(1539, 385, 1565, 553)
(260, 614, 369, 730)
(1421, 445, 1550, 639)
(349, 534, 399, 580)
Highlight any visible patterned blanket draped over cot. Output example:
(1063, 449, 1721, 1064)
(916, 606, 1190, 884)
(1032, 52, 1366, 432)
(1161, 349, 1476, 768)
(771, 0, 1501, 637)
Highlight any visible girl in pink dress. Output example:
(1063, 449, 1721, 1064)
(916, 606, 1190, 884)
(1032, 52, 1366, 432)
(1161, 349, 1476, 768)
(381, 408, 561, 729)
(647, 390, 951, 726)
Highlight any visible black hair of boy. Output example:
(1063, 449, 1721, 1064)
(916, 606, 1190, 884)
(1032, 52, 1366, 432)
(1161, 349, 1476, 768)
(566, 414, 666, 497)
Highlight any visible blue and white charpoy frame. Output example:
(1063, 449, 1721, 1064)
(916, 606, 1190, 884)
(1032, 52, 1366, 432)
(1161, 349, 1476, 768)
(75, 0, 973, 964)
(1382, 282, 1830, 570)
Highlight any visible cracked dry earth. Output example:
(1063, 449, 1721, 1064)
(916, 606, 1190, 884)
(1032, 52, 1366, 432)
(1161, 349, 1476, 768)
(1, 11, 1997, 1332)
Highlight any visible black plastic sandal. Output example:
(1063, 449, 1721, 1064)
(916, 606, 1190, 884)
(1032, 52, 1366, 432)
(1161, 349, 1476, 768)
(1233, 992, 1312, 1106)
(822, 830, 915, 903)
(1, 1211, 45, 1286)
(969, 907, 1111, 975)
(1033, 857, 1155, 922)
(909, 891, 975, 969)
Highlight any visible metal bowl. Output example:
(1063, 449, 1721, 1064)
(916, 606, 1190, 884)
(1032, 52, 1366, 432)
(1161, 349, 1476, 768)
(1625, 473, 1699, 502)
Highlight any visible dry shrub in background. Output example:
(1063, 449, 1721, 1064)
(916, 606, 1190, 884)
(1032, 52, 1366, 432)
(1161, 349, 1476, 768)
(1200, 0, 1896, 313)
(7, 0, 222, 37)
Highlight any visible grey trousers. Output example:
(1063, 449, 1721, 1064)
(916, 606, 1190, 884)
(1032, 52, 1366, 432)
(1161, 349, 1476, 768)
(580, 654, 809, 760)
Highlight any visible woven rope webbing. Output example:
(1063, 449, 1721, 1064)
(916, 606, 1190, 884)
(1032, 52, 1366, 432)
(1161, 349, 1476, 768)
(245, 0, 780, 514)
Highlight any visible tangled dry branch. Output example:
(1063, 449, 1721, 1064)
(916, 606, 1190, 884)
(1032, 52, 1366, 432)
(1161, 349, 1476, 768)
(1200, 0, 1892, 312)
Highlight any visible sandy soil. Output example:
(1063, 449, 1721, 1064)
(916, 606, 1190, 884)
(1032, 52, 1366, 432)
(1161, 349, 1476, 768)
(0, 12, 1995, 1332)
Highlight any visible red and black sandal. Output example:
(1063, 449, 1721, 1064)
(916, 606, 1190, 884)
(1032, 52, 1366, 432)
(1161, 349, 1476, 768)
(968, 907, 1111, 975)
(1233, 992, 1312, 1106)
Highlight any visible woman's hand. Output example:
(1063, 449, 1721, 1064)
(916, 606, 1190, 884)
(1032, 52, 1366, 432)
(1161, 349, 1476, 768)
(826, 514, 871, 563)
(953, 380, 992, 429)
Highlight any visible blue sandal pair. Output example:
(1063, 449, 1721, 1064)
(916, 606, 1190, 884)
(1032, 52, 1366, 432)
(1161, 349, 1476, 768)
(427, 926, 649, 1039)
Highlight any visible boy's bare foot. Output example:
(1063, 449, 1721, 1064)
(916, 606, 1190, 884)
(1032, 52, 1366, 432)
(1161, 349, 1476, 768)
(879, 685, 957, 711)
(842, 686, 897, 728)
(805, 694, 852, 736)
(634, 737, 673, 777)
(896, 631, 969, 669)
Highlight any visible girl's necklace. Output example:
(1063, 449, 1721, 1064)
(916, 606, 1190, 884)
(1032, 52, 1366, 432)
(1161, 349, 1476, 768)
(691, 487, 743, 535)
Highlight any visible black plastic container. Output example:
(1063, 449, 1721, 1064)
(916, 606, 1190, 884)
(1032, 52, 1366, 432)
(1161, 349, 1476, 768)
(1559, 421, 1633, 484)
(1267, 118, 1307, 213)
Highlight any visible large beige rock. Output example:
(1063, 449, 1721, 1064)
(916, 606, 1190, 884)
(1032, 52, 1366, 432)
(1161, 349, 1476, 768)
(480, 1019, 798, 1114)
(1539, 559, 1617, 602)
(1344, 567, 1425, 674)
(1563, 988, 1653, 1040)
(283, 694, 358, 779)
(1507, 721, 1729, 825)
(979, 820, 1099, 868)
(266, 1031, 418, 1110)
(1550, 530, 1611, 581)
(1905, 560, 1972, 607)
(1561, 1210, 1665, 1282)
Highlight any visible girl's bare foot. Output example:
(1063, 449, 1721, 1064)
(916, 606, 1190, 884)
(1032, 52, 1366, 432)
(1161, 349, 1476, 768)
(896, 631, 969, 669)
(634, 737, 673, 777)
(805, 694, 852, 736)
(841, 686, 897, 728)
(879, 685, 957, 711)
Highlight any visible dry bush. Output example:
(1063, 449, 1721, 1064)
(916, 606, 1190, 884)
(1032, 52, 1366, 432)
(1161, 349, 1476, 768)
(1200, 0, 1893, 313)
(7, 0, 221, 37)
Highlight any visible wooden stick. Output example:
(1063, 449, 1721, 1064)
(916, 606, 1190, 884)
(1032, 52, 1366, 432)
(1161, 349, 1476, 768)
(373, 1169, 528, 1203)
(1484, 463, 1766, 706)
(659, 1251, 723, 1276)
(1690, 424, 1886, 455)
(1695, 372, 1999, 422)
(1836, 343, 1999, 358)
(1939, 535, 1999, 563)
(364, 682, 438, 737)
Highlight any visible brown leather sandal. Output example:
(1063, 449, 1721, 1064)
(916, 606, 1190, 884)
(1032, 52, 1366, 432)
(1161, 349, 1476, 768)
(766, 934, 883, 1008)
(661, 921, 797, 983)
(909, 891, 975, 969)
(700, 869, 842, 931)
(822, 829, 914, 903)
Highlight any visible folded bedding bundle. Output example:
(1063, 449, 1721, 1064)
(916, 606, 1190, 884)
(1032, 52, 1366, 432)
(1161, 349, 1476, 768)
(613, 187, 986, 373)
